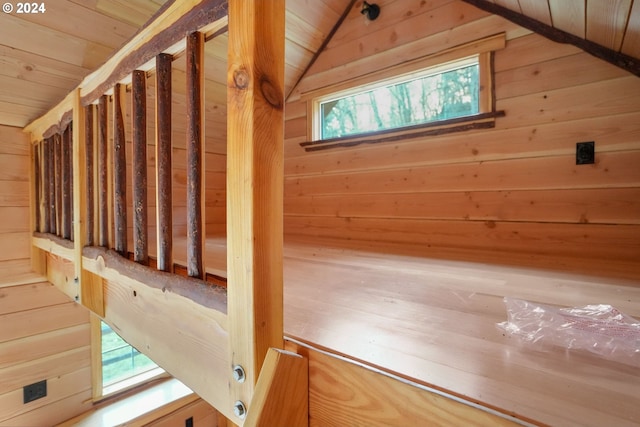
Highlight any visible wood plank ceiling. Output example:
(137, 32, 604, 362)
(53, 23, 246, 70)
(465, 0, 640, 74)
(0, 0, 639, 130)
(0, 0, 348, 128)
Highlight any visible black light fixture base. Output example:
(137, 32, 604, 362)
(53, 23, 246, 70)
(361, 1, 380, 21)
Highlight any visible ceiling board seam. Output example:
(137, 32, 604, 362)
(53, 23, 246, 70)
(620, 0, 635, 51)
(463, 0, 640, 76)
(285, 0, 358, 102)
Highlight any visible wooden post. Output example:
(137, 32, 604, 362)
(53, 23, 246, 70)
(227, 0, 285, 420)
(156, 53, 173, 272)
(55, 133, 62, 236)
(244, 349, 308, 427)
(85, 105, 95, 246)
(98, 96, 109, 247)
(74, 89, 104, 315)
(69, 123, 75, 241)
(186, 31, 205, 279)
(34, 143, 41, 233)
(47, 137, 55, 233)
(132, 70, 148, 265)
(61, 126, 72, 240)
(113, 83, 128, 257)
(42, 139, 51, 233)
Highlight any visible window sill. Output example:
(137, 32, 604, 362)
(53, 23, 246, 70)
(57, 378, 197, 427)
(300, 111, 505, 152)
(102, 366, 167, 398)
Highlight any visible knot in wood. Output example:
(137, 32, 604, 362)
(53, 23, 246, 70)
(233, 69, 249, 89)
(260, 77, 282, 109)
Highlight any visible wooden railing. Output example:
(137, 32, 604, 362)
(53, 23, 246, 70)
(33, 123, 74, 241)
(24, 1, 306, 425)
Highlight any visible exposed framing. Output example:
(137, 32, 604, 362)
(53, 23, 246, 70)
(462, 0, 640, 78)
(23, 1, 306, 425)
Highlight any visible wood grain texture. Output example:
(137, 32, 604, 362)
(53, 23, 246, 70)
(155, 53, 173, 272)
(586, 0, 632, 51)
(0, 126, 32, 279)
(549, 0, 585, 38)
(33, 143, 41, 233)
(97, 96, 109, 247)
(80, 256, 232, 420)
(54, 134, 62, 235)
(85, 105, 94, 246)
(61, 126, 72, 240)
(47, 137, 57, 234)
(621, 1, 640, 56)
(145, 398, 220, 427)
(79, 0, 229, 105)
(186, 31, 205, 279)
(42, 139, 51, 233)
(132, 70, 149, 265)
(226, 0, 286, 420)
(0, 280, 91, 426)
(279, 237, 640, 427)
(285, 341, 519, 427)
(285, 17, 640, 277)
(113, 84, 128, 256)
(245, 348, 308, 427)
(463, 0, 640, 77)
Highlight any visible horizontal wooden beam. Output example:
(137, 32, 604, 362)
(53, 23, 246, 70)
(23, 0, 228, 141)
(78, 248, 233, 420)
(23, 92, 74, 143)
(80, 0, 228, 105)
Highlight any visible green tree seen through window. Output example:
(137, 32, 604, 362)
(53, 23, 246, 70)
(320, 62, 479, 139)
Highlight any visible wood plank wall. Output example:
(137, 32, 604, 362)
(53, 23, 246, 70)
(283, 0, 640, 279)
(0, 126, 31, 279)
(0, 281, 92, 426)
(0, 125, 92, 424)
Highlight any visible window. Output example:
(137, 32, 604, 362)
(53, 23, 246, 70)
(93, 316, 165, 399)
(318, 56, 480, 140)
(303, 34, 505, 151)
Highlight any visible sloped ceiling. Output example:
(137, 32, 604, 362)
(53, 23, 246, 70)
(0, 0, 348, 128)
(0, 0, 639, 130)
(463, 0, 640, 75)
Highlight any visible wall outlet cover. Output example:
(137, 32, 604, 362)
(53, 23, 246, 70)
(23, 380, 47, 404)
(576, 141, 595, 165)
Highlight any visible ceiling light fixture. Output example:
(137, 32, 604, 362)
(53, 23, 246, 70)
(361, 1, 380, 21)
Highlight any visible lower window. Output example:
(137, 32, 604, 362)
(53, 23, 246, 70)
(98, 319, 165, 397)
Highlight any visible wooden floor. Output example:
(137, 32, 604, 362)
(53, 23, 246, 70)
(171, 236, 640, 427)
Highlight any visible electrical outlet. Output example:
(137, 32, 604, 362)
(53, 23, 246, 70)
(576, 141, 595, 165)
(23, 380, 47, 404)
